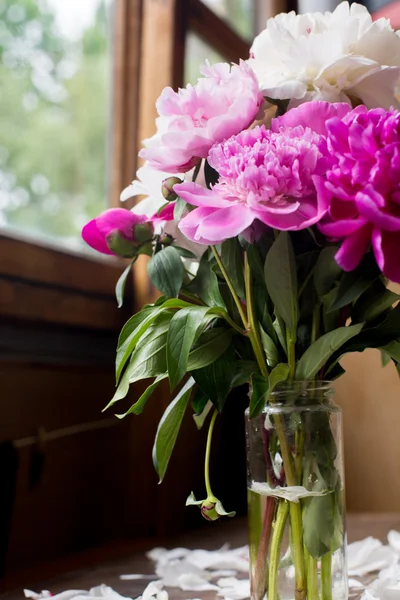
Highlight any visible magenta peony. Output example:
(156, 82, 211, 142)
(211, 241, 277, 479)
(318, 105, 400, 283)
(139, 61, 263, 173)
(176, 124, 330, 245)
(82, 208, 149, 256)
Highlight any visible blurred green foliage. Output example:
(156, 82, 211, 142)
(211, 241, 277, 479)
(0, 0, 112, 249)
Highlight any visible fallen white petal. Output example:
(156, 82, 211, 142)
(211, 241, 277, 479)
(186, 547, 249, 572)
(24, 592, 53, 599)
(137, 581, 164, 600)
(348, 537, 397, 576)
(216, 577, 250, 600)
(349, 579, 365, 589)
(388, 531, 400, 554)
(176, 573, 219, 592)
(156, 558, 205, 586)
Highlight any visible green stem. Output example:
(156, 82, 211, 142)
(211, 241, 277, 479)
(268, 501, 290, 600)
(211, 246, 248, 328)
(321, 552, 333, 600)
(204, 410, 218, 499)
(244, 252, 269, 377)
(311, 303, 320, 345)
(287, 331, 296, 381)
(305, 546, 320, 600)
(289, 503, 307, 600)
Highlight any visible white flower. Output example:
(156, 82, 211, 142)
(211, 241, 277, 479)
(120, 163, 205, 258)
(248, 1, 400, 109)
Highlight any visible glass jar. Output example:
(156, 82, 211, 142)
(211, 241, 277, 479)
(245, 382, 347, 600)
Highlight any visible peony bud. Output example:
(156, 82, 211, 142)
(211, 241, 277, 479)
(186, 491, 235, 522)
(133, 222, 154, 244)
(106, 231, 138, 258)
(160, 233, 174, 247)
(162, 177, 182, 202)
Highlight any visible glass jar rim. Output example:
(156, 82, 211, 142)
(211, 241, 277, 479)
(269, 380, 334, 397)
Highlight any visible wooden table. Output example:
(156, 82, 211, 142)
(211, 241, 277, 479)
(1, 514, 400, 600)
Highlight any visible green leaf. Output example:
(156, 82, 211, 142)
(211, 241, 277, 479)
(259, 326, 279, 367)
(296, 323, 364, 380)
(380, 340, 400, 363)
(314, 247, 341, 298)
(187, 328, 234, 370)
(193, 399, 213, 429)
(273, 316, 287, 354)
(250, 373, 269, 419)
(303, 492, 335, 558)
(152, 378, 194, 481)
(173, 246, 197, 259)
(174, 197, 187, 221)
(381, 349, 392, 368)
(148, 246, 184, 298)
(187, 253, 226, 309)
(250, 364, 290, 418)
(167, 306, 211, 390)
(221, 239, 246, 299)
(115, 261, 134, 308)
(328, 253, 380, 312)
(107, 312, 172, 408)
(115, 374, 167, 419)
(118, 307, 155, 348)
(265, 232, 298, 339)
(192, 347, 235, 411)
(353, 289, 399, 323)
(246, 245, 265, 284)
(231, 360, 258, 387)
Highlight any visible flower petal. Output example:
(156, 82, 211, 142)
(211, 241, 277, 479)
(174, 182, 233, 208)
(319, 218, 368, 238)
(372, 228, 400, 283)
(196, 204, 255, 242)
(356, 188, 400, 231)
(272, 101, 351, 136)
(335, 224, 372, 272)
(82, 220, 114, 255)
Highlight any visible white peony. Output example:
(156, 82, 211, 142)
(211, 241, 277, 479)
(120, 163, 205, 258)
(248, 1, 400, 109)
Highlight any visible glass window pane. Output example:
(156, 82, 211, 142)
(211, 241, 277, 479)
(201, 0, 255, 41)
(0, 0, 113, 251)
(184, 31, 226, 85)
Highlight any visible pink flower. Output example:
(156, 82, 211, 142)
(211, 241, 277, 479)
(139, 61, 263, 173)
(176, 124, 330, 245)
(82, 208, 149, 256)
(318, 105, 400, 283)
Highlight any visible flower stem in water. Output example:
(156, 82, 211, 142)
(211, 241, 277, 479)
(321, 552, 333, 600)
(268, 500, 290, 600)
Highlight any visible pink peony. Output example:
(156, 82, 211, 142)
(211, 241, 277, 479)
(82, 208, 149, 256)
(139, 61, 263, 173)
(175, 124, 330, 245)
(318, 105, 400, 283)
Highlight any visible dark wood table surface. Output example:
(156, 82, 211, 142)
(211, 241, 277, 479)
(2, 514, 400, 600)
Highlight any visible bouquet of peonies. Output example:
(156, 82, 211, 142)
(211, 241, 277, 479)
(83, 3, 400, 599)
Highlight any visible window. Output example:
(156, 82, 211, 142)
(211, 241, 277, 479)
(0, 0, 114, 252)
(201, 0, 256, 40)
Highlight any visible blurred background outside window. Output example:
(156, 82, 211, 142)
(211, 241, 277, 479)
(0, 0, 113, 251)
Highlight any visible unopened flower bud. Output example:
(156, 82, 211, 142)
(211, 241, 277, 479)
(133, 222, 154, 244)
(201, 499, 220, 522)
(162, 177, 182, 202)
(106, 231, 138, 258)
(160, 233, 174, 247)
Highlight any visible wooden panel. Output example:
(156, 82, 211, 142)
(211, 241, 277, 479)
(0, 234, 126, 296)
(111, 0, 143, 206)
(0, 278, 129, 331)
(188, 0, 249, 61)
